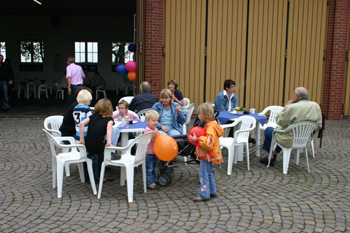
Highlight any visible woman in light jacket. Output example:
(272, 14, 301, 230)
(152, 89, 187, 136)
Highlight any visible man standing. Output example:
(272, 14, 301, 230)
(214, 79, 238, 112)
(259, 87, 322, 166)
(129, 81, 159, 112)
(66, 57, 85, 110)
(0, 54, 13, 111)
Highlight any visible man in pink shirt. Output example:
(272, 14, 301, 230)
(65, 57, 85, 109)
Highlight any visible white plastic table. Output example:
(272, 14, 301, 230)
(217, 111, 267, 161)
(114, 120, 147, 146)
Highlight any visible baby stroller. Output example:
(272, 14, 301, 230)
(157, 109, 220, 186)
(157, 133, 199, 186)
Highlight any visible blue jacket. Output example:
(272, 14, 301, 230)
(214, 91, 238, 112)
(152, 102, 187, 134)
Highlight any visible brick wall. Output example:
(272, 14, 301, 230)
(144, 0, 164, 97)
(323, 0, 349, 119)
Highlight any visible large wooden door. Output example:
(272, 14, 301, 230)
(205, 0, 248, 106)
(284, 0, 327, 104)
(245, 0, 288, 111)
(164, 0, 328, 112)
(164, 0, 207, 106)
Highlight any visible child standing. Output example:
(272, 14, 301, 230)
(73, 89, 92, 141)
(188, 103, 224, 202)
(113, 100, 140, 120)
(79, 98, 116, 181)
(143, 110, 160, 190)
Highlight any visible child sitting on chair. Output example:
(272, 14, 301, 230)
(73, 89, 92, 141)
(113, 100, 140, 120)
(79, 98, 118, 181)
(188, 102, 224, 202)
(144, 110, 160, 190)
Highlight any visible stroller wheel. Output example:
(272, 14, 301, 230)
(158, 173, 172, 186)
(164, 166, 174, 178)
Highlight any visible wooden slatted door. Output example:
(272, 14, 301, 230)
(284, 0, 327, 104)
(164, 0, 207, 106)
(164, 0, 328, 112)
(205, 0, 248, 105)
(245, 0, 288, 112)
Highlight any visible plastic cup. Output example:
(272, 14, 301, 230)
(250, 108, 255, 114)
(140, 116, 146, 122)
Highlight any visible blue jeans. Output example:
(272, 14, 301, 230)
(262, 127, 282, 153)
(66, 84, 84, 110)
(146, 154, 159, 185)
(91, 153, 104, 180)
(198, 159, 216, 198)
(87, 153, 113, 180)
(0, 81, 10, 109)
(159, 129, 181, 137)
(111, 127, 120, 147)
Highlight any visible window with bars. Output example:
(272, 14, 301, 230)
(20, 41, 44, 63)
(112, 42, 134, 64)
(75, 42, 98, 63)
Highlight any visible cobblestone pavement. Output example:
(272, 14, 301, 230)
(0, 118, 349, 232)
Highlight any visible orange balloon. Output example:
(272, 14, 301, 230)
(154, 134, 178, 161)
(127, 71, 137, 82)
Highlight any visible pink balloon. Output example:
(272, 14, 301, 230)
(125, 61, 137, 72)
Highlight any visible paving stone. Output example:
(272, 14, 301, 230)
(1, 119, 350, 231)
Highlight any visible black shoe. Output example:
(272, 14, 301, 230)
(210, 193, 217, 198)
(260, 155, 276, 166)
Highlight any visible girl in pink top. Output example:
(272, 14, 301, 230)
(113, 100, 140, 120)
(143, 110, 160, 190)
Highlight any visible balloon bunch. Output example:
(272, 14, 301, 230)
(116, 44, 137, 82)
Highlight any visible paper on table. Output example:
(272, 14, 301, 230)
(230, 110, 237, 114)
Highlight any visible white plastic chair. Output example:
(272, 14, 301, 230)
(259, 106, 284, 130)
(183, 98, 190, 107)
(124, 82, 134, 95)
(55, 83, 64, 100)
(26, 81, 37, 99)
(219, 116, 256, 174)
(119, 96, 134, 105)
(97, 133, 154, 202)
(114, 80, 124, 95)
(46, 80, 54, 95)
(44, 115, 63, 137)
(17, 81, 27, 99)
(43, 116, 63, 188)
(267, 121, 318, 174)
(96, 86, 107, 99)
(182, 103, 196, 133)
(37, 84, 49, 99)
(43, 129, 97, 198)
(136, 108, 153, 118)
(44, 115, 73, 177)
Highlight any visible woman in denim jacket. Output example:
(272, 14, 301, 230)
(152, 89, 187, 136)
